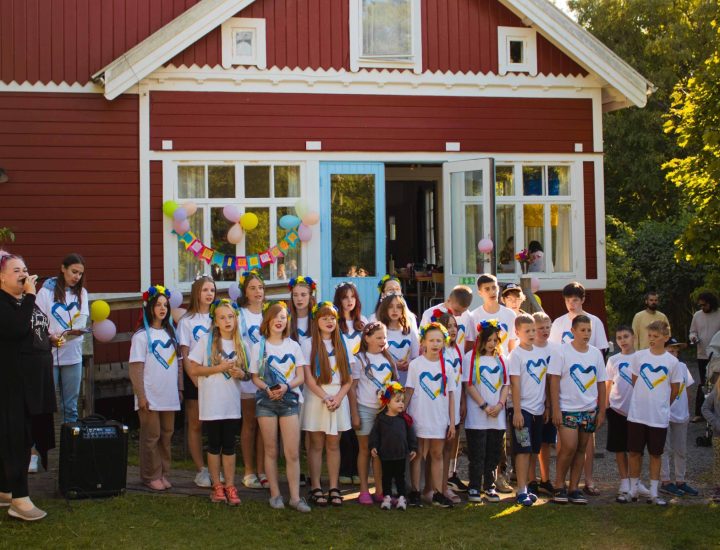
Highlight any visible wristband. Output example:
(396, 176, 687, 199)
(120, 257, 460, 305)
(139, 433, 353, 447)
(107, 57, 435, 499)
(479, 402, 488, 411)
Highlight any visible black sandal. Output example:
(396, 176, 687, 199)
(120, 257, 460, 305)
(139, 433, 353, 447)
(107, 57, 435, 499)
(328, 488, 343, 507)
(309, 487, 327, 506)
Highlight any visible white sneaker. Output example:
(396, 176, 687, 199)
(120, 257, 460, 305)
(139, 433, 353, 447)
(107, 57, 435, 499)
(194, 468, 212, 488)
(395, 495, 407, 511)
(27, 455, 38, 474)
(647, 495, 668, 506)
(636, 482, 651, 498)
(380, 495, 393, 510)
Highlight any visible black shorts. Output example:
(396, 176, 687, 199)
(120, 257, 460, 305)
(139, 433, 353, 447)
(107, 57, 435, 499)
(626, 421, 666, 456)
(183, 369, 199, 400)
(541, 420, 557, 444)
(606, 408, 628, 453)
(508, 408, 543, 455)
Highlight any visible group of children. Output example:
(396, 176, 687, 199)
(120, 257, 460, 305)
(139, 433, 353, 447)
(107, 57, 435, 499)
(128, 271, 711, 511)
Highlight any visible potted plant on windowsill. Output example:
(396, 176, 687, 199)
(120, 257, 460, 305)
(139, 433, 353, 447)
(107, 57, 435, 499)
(515, 248, 530, 274)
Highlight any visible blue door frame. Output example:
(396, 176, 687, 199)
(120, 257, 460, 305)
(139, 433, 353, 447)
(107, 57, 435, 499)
(319, 162, 386, 311)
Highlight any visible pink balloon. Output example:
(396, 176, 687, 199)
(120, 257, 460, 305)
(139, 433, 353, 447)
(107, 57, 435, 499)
(182, 202, 198, 217)
(173, 219, 190, 234)
(531, 276, 541, 292)
(298, 223, 313, 242)
(477, 238, 494, 254)
(223, 205, 241, 223)
(93, 319, 117, 343)
(302, 211, 320, 226)
(171, 307, 187, 324)
(227, 223, 244, 244)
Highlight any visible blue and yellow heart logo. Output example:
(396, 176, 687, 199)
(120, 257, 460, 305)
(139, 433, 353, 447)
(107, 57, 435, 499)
(51, 301, 81, 330)
(561, 331, 574, 344)
(268, 354, 296, 381)
(192, 324, 210, 342)
(639, 363, 668, 390)
(419, 371, 443, 400)
(456, 324, 466, 345)
(151, 339, 177, 370)
(345, 330, 362, 355)
(366, 362, 393, 389)
(526, 358, 548, 384)
(220, 350, 237, 379)
(447, 356, 462, 384)
(617, 362, 632, 385)
(570, 364, 597, 393)
(480, 364, 502, 394)
(388, 338, 412, 361)
(248, 325, 261, 344)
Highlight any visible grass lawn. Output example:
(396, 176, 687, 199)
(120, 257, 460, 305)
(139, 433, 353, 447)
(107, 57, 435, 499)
(1, 495, 718, 549)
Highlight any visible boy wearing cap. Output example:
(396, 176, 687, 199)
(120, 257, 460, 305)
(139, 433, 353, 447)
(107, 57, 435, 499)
(502, 284, 526, 317)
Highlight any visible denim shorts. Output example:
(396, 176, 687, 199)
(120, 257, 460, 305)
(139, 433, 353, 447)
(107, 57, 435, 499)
(354, 403, 379, 436)
(561, 409, 598, 433)
(255, 390, 300, 418)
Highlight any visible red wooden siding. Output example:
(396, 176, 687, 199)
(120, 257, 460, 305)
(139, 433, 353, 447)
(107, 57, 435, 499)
(538, 289, 607, 328)
(583, 161, 597, 279)
(0, 0, 201, 85)
(0, 92, 140, 292)
(150, 160, 164, 284)
(150, 91, 593, 153)
(93, 308, 136, 364)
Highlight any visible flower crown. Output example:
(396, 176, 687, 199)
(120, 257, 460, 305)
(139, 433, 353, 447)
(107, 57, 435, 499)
(142, 285, 171, 306)
(288, 275, 317, 292)
(419, 322, 450, 344)
(378, 381, 405, 407)
(312, 301, 339, 319)
(477, 319, 501, 332)
(334, 281, 357, 290)
(430, 307, 453, 322)
(239, 269, 263, 287)
(210, 298, 239, 319)
(377, 274, 400, 294)
(263, 300, 291, 319)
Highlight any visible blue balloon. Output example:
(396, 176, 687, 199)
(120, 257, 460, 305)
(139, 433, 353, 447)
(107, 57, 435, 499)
(279, 214, 301, 230)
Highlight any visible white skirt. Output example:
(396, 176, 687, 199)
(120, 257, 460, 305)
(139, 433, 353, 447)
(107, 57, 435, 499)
(300, 384, 351, 435)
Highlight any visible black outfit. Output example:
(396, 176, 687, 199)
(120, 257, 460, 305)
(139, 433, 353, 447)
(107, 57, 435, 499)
(368, 411, 417, 497)
(465, 428, 504, 491)
(695, 358, 709, 417)
(0, 291, 56, 498)
(339, 430, 359, 477)
(205, 419, 240, 455)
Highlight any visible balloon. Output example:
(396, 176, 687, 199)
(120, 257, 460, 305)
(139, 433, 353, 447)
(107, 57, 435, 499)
(171, 307, 187, 324)
(228, 282, 241, 301)
(302, 211, 320, 226)
(477, 238, 494, 254)
(240, 212, 259, 231)
(90, 300, 111, 322)
(169, 289, 183, 309)
(279, 214, 301, 230)
(173, 207, 187, 222)
(173, 219, 190, 234)
(294, 199, 309, 219)
(182, 202, 197, 217)
(223, 205, 241, 223)
(92, 319, 116, 343)
(227, 224, 244, 244)
(162, 200, 179, 217)
(298, 223, 313, 242)
(531, 277, 541, 293)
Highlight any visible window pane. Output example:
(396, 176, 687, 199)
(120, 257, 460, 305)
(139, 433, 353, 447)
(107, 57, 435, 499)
(274, 166, 301, 198)
(209, 165, 235, 199)
(552, 204, 572, 272)
(450, 172, 482, 274)
(496, 205, 515, 274)
(178, 166, 205, 199)
(210, 207, 238, 282)
(548, 165, 570, 196)
(362, 0, 412, 57)
(245, 207, 271, 280)
(331, 174, 376, 277)
(496, 165, 514, 196)
(276, 206, 299, 281)
(509, 40, 524, 63)
(178, 208, 205, 283)
(523, 204, 545, 272)
(464, 170, 483, 196)
(522, 166, 543, 196)
(245, 166, 270, 198)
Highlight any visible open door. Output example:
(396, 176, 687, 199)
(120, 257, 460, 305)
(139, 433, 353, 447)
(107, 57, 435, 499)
(442, 158, 494, 302)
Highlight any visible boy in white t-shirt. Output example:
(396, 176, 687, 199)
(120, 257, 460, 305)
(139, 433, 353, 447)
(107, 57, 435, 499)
(470, 273, 517, 355)
(626, 320, 683, 506)
(420, 285, 476, 351)
(549, 315, 607, 505)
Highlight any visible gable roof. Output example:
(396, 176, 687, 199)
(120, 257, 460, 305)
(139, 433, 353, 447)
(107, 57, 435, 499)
(93, 0, 653, 109)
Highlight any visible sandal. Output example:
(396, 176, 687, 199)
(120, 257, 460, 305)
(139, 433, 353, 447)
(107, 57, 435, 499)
(328, 488, 343, 507)
(309, 487, 327, 507)
(583, 484, 600, 496)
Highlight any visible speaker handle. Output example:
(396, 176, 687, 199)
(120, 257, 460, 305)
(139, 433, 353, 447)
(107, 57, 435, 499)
(79, 413, 107, 425)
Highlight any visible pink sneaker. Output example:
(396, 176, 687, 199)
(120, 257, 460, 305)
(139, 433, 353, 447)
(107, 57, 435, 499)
(372, 491, 384, 503)
(358, 491, 373, 505)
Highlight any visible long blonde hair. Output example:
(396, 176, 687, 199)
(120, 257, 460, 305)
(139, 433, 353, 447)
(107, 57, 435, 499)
(210, 302, 249, 376)
(309, 302, 351, 385)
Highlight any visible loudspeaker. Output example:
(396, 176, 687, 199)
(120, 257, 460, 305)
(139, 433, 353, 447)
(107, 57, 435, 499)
(59, 414, 128, 499)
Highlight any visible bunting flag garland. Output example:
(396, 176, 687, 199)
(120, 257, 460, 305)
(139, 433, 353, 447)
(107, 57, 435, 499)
(174, 229, 300, 272)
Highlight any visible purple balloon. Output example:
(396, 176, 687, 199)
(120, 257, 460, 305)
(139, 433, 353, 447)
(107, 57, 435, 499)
(93, 319, 117, 343)
(173, 207, 187, 221)
(173, 219, 190, 234)
(298, 223, 312, 242)
(223, 205, 241, 223)
(169, 289, 183, 309)
(228, 282, 241, 301)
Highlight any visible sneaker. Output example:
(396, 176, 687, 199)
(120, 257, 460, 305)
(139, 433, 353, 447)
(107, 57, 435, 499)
(660, 483, 684, 497)
(484, 488, 501, 503)
(258, 474, 270, 489)
(647, 495, 668, 506)
(616, 492, 630, 504)
(432, 492, 454, 508)
(352, 475, 361, 486)
(8, 505, 46, 521)
(538, 480, 555, 496)
(225, 485, 241, 506)
(380, 495, 393, 510)
(527, 492, 538, 503)
(290, 497, 312, 513)
(269, 495, 285, 509)
(568, 490, 588, 505)
(210, 484, 227, 503)
(358, 491, 373, 505)
(677, 482, 699, 497)
(28, 455, 39, 474)
(194, 468, 212, 488)
(408, 491, 423, 507)
(495, 475, 513, 494)
(338, 475, 353, 485)
(553, 488, 569, 504)
(528, 480, 539, 496)
(515, 492, 533, 507)
(243, 474, 263, 489)
(636, 481, 651, 498)
(444, 489, 462, 504)
(447, 473, 469, 492)
(395, 495, 407, 511)
(468, 488, 483, 503)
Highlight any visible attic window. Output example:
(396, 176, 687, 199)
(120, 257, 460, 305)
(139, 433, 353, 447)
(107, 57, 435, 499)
(498, 26, 537, 76)
(221, 18, 267, 69)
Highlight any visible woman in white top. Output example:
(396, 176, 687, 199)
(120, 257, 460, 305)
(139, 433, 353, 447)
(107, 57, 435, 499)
(288, 275, 316, 345)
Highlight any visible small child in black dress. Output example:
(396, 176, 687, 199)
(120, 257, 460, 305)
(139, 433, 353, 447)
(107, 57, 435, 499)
(369, 382, 418, 510)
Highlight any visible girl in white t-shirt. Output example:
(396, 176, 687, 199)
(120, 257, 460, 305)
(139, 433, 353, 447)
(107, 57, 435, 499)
(237, 269, 266, 489)
(406, 322, 457, 508)
(250, 302, 310, 512)
(288, 276, 316, 345)
(462, 320, 508, 503)
(177, 275, 215, 488)
(373, 274, 403, 315)
(128, 285, 181, 491)
(187, 299, 250, 505)
(350, 321, 398, 505)
(375, 293, 419, 386)
(301, 301, 353, 507)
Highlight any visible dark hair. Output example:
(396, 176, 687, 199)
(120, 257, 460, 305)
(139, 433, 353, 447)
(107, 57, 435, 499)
(376, 294, 412, 336)
(528, 240, 543, 253)
(333, 283, 365, 334)
(562, 282, 585, 300)
(357, 321, 397, 381)
(698, 292, 719, 312)
(644, 291, 659, 300)
(53, 253, 86, 309)
(238, 272, 264, 308)
(137, 292, 177, 345)
(476, 273, 497, 288)
(437, 311, 457, 340)
(448, 285, 473, 308)
(475, 323, 502, 357)
(288, 279, 317, 342)
(571, 314, 591, 328)
(615, 324, 634, 335)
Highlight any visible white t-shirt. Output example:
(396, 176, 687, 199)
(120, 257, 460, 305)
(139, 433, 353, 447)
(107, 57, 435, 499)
(295, 316, 311, 345)
(188, 335, 243, 421)
(386, 326, 420, 386)
(36, 283, 89, 366)
(129, 328, 181, 411)
(239, 308, 264, 392)
(669, 362, 694, 424)
(419, 304, 476, 348)
(549, 312, 609, 350)
(445, 344, 463, 423)
(342, 317, 367, 356)
(462, 352, 508, 430)
(507, 345, 549, 415)
(301, 338, 347, 386)
(352, 351, 395, 408)
(249, 338, 306, 399)
(406, 355, 456, 438)
(549, 343, 607, 413)
(606, 352, 635, 416)
(627, 349, 683, 428)
(471, 303, 517, 350)
(177, 313, 211, 351)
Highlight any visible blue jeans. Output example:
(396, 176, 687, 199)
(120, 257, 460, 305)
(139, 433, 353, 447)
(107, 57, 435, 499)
(53, 362, 83, 423)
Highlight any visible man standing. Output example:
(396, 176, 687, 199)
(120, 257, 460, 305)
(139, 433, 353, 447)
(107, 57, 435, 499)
(689, 292, 720, 422)
(632, 292, 669, 350)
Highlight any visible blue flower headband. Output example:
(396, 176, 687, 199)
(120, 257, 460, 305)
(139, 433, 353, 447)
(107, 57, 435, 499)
(312, 301, 339, 319)
(239, 269, 263, 287)
(377, 274, 400, 294)
(419, 322, 450, 344)
(288, 275, 316, 292)
(142, 284, 171, 306)
(477, 319, 501, 333)
(210, 298, 239, 319)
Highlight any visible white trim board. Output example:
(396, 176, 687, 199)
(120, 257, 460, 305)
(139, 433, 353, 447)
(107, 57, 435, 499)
(0, 80, 109, 93)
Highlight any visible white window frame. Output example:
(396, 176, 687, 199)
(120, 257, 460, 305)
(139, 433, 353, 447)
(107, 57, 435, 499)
(221, 17, 267, 69)
(349, 0, 422, 74)
(497, 26, 537, 76)
(164, 160, 306, 291)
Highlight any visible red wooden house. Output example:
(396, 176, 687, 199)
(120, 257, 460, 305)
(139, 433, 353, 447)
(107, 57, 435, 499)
(0, 0, 651, 351)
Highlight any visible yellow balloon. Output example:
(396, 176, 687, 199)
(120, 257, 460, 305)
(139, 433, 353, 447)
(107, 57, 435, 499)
(90, 300, 111, 322)
(240, 212, 259, 231)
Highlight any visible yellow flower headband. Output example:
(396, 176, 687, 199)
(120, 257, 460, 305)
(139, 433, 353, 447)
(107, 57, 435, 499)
(239, 269, 263, 287)
(419, 321, 450, 344)
(312, 301, 339, 319)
